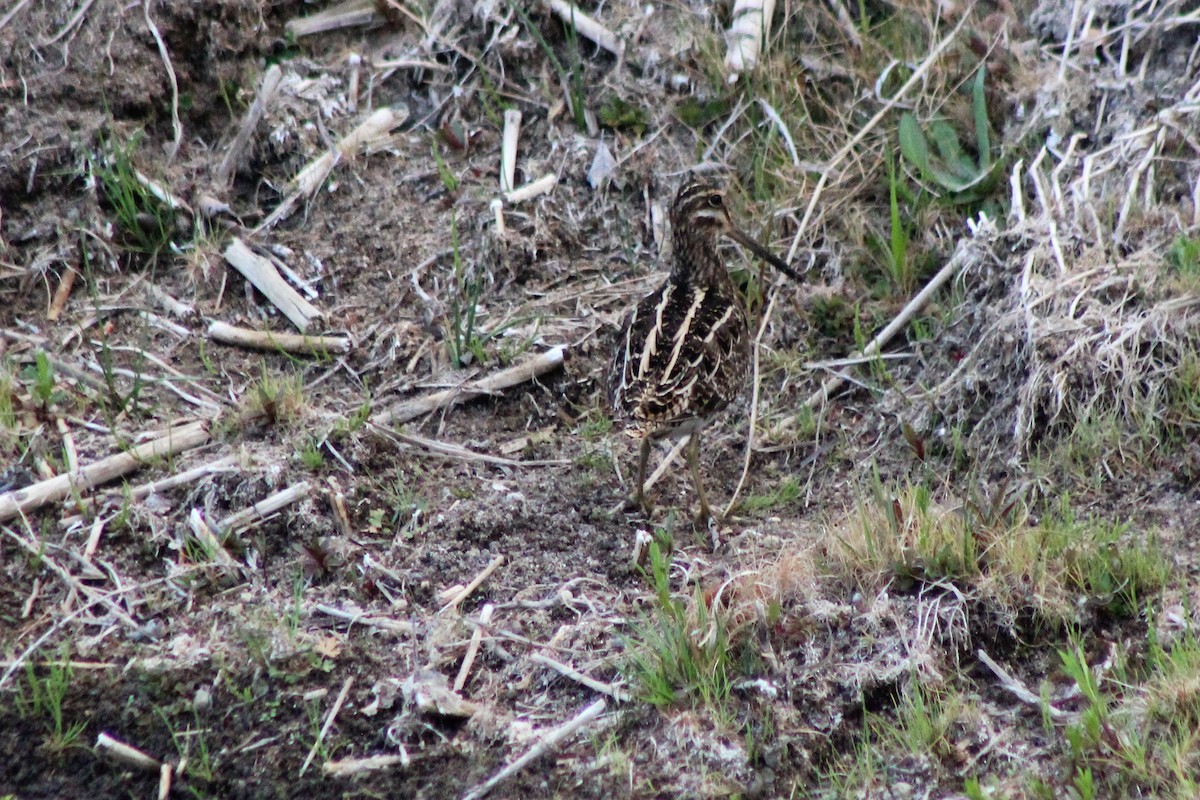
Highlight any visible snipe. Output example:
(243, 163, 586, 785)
(607, 180, 795, 522)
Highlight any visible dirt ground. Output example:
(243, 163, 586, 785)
(2, 0, 1200, 798)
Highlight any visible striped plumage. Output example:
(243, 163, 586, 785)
(607, 180, 792, 521)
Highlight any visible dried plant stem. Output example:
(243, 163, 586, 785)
(95, 732, 161, 772)
(377, 346, 565, 425)
(546, 0, 622, 57)
(222, 239, 323, 331)
(0, 421, 210, 522)
(440, 556, 504, 613)
(529, 653, 629, 701)
(217, 64, 282, 188)
(299, 676, 354, 776)
(454, 603, 494, 692)
(208, 321, 351, 356)
(461, 699, 606, 800)
(501, 109, 522, 192)
(48, 266, 78, 321)
(143, 0, 181, 163)
(218, 481, 312, 533)
(504, 173, 557, 203)
(323, 754, 408, 776)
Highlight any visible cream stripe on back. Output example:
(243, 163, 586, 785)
(637, 285, 673, 378)
(660, 287, 706, 383)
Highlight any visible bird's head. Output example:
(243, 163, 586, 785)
(670, 181, 733, 239)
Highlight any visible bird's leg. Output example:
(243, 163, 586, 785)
(686, 431, 713, 524)
(627, 437, 653, 514)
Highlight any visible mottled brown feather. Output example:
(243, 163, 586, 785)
(607, 181, 752, 440)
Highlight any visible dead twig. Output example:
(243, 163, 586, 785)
(223, 239, 323, 332)
(440, 556, 505, 613)
(529, 653, 629, 701)
(546, 0, 623, 58)
(95, 732, 160, 772)
(217, 64, 282, 188)
(377, 347, 565, 425)
(299, 676, 354, 777)
(323, 754, 408, 777)
(208, 320, 351, 356)
(314, 603, 414, 635)
(977, 648, 1073, 720)
(0, 421, 211, 522)
(218, 481, 312, 534)
(454, 603, 494, 692)
(371, 426, 568, 467)
(143, 0, 182, 163)
(47, 266, 78, 321)
(461, 699, 607, 800)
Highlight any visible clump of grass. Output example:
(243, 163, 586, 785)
(822, 681, 973, 795)
(741, 476, 802, 514)
(625, 542, 745, 721)
(89, 131, 175, 261)
(830, 478, 1169, 624)
(1034, 621, 1200, 798)
(242, 365, 306, 428)
(15, 659, 88, 755)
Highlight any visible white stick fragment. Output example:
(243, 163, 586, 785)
(323, 754, 408, 777)
(0, 422, 210, 522)
(491, 198, 506, 236)
(377, 346, 565, 425)
(294, 107, 406, 195)
(217, 64, 283, 188)
(500, 109, 522, 192)
(978, 649, 1073, 720)
(223, 238, 323, 332)
(461, 699, 607, 800)
(440, 556, 504, 613)
(218, 481, 312, 533)
(454, 603, 495, 692)
(347, 53, 361, 114)
(256, 106, 409, 231)
(546, 0, 623, 57)
(188, 508, 239, 567)
(286, 0, 378, 37)
(300, 676, 354, 777)
(208, 320, 351, 356)
(724, 0, 777, 79)
(529, 653, 630, 701)
(503, 173, 557, 203)
(95, 732, 161, 772)
(157, 763, 172, 800)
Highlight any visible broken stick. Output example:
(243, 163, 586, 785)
(217, 64, 282, 188)
(223, 238, 323, 332)
(377, 346, 564, 426)
(208, 320, 351, 356)
(461, 698, 606, 800)
(0, 421, 210, 522)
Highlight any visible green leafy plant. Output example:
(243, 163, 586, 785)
(898, 68, 1003, 203)
(625, 542, 740, 719)
(24, 351, 67, 414)
(598, 95, 649, 134)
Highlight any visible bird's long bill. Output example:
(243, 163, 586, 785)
(728, 227, 803, 282)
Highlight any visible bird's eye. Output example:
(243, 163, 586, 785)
(707, 195, 723, 208)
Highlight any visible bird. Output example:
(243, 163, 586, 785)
(607, 180, 796, 522)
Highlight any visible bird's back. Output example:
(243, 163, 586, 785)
(608, 273, 749, 437)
